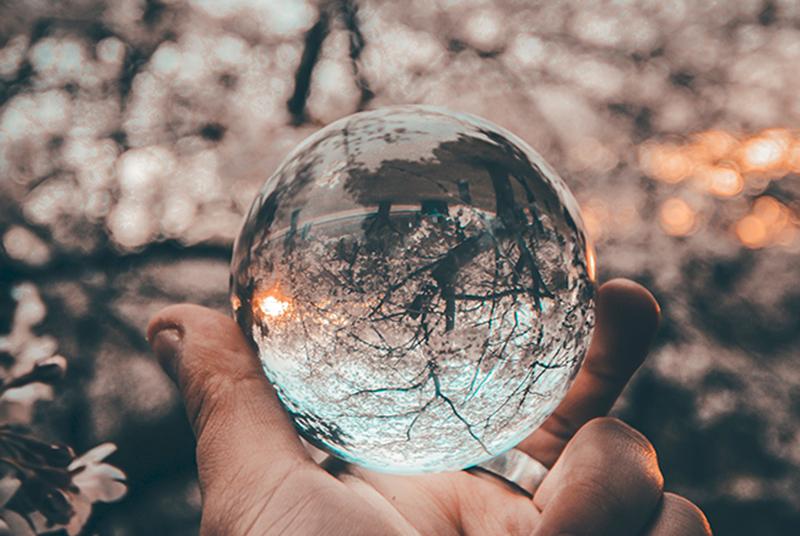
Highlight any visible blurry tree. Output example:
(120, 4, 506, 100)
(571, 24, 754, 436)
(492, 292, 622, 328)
(1, 0, 799, 534)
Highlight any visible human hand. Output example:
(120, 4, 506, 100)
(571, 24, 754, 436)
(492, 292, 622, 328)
(147, 279, 711, 535)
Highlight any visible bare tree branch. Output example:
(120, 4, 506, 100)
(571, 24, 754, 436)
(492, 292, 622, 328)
(338, 0, 374, 110)
(287, 4, 331, 125)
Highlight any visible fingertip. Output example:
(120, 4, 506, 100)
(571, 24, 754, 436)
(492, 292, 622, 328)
(147, 303, 214, 341)
(147, 303, 197, 343)
(148, 303, 251, 355)
(146, 303, 263, 396)
(145, 304, 313, 489)
(150, 327, 182, 381)
(590, 278, 661, 374)
(597, 278, 661, 332)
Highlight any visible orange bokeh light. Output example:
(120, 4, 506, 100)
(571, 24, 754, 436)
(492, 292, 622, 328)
(641, 128, 798, 194)
(736, 215, 768, 248)
(659, 198, 697, 237)
(640, 143, 693, 183)
(580, 198, 609, 242)
(740, 138, 784, 172)
(640, 130, 800, 247)
(787, 142, 800, 172)
(703, 165, 743, 197)
(689, 130, 738, 162)
(752, 196, 786, 226)
(734, 196, 798, 249)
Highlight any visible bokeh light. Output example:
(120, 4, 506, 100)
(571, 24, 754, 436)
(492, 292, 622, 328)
(735, 196, 799, 249)
(658, 197, 697, 237)
(639, 128, 800, 249)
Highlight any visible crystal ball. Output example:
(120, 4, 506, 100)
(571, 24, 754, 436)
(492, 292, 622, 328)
(230, 106, 595, 473)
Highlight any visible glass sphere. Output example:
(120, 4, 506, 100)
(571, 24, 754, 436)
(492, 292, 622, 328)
(231, 106, 595, 473)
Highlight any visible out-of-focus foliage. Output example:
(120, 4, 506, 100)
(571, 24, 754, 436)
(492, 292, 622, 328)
(0, 0, 798, 534)
(0, 285, 125, 535)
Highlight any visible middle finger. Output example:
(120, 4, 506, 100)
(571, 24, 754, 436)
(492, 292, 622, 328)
(517, 279, 660, 467)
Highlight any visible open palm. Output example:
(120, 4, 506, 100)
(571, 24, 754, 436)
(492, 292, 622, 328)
(148, 280, 710, 535)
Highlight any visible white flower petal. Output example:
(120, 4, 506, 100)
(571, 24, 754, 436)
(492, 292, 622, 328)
(95, 463, 126, 481)
(69, 442, 117, 469)
(73, 462, 126, 487)
(73, 461, 127, 502)
(74, 472, 127, 503)
(0, 478, 21, 508)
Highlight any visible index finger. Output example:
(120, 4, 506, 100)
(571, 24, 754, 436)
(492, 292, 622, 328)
(517, 278, 660, 466)
(147, 304, 314, 498)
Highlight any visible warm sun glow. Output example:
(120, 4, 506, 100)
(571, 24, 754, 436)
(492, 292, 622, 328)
(580, 198, 608, 241)
(253, 288, 291, 319)
(736, 215, 768, 248)
(641, 129, 800, 247)
(640, 128, 798, 192)
(752, 196, 785, 226)
(640, 143, 693, 183)
(585, 244, 597, 283)
(703, 165, 744, 197)
(734, 196, 797, 249)
(659, 197, 697, 237)
(740, 136, 786, 172)
(259, 295, 290, 317)
(787, 142, 800, 172)
(689, 130, 738, 162)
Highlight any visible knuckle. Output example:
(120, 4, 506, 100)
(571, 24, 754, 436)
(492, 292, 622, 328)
(633, 465, 664, 505)
(660, 492, 713, 535)
(578, 417, 664, 497)
(583, 417, 657, 458)
(179, 352, 264, 440)
(570, 476, 612, 506)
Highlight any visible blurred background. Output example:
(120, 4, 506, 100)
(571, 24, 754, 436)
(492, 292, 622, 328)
(1, 0, 799, 534)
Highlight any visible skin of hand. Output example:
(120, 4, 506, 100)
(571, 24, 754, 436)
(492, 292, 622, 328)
(147, 279, 712, 536)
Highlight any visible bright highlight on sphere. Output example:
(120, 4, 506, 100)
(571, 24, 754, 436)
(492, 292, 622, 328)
(231, 106, 596, 473)
(255, 291, 291, 318)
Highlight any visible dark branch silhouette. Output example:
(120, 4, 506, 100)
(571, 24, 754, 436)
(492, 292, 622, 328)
(338, 0, 374, 110)
(287, 5, 331, 125)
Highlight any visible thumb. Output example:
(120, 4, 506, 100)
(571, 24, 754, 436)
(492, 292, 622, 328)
(147, 304, 312, 497)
